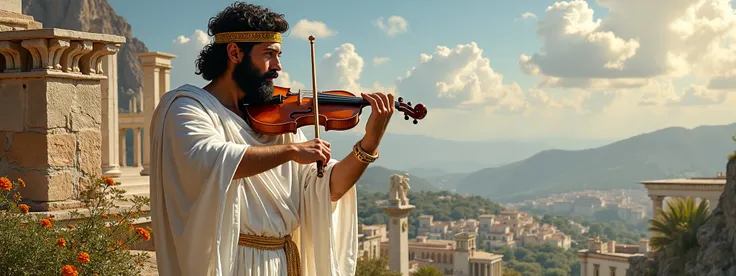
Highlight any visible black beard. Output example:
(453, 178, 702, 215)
(233, 59, 279, 106)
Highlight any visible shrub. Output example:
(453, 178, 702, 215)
(0, 175, 151, 276)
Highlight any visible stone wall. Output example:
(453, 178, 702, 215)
(0, 78, 102, 209)
(684, 157, 736, 275)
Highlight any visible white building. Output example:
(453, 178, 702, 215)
(577, 237, 649, 276)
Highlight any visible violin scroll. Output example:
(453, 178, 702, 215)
(397, 97, 427, 124)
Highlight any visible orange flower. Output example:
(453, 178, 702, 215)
(0, 177, 11, 191)
(135, 227, 151, 241)
(103, 177, 115, 186)
(61, 265, 78, 276)
(18, 204, 29, 214)
(13, 192, 21, 201)
(102, 214, 109, 219)
(57, 238, 66, 247)
(77, 252, 90, 264)
(17, 177, 25, 187)
(40, 218, 52, 228)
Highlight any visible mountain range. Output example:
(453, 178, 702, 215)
(454, 123, 736, 203)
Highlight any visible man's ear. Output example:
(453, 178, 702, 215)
(226, 42, 242, 63)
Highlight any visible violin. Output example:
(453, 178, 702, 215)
(241, 86, 427, 135)
(241, 35, 428, 177)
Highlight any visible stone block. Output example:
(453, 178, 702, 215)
(0, 0, 22, 14)
(26, 78, 75, 129)
(6, 132, 76, 168)
(6, 132, 46, 167)
(71, 81, 101, 131)
(48, 133, 76, 166)
(0, 78, 25, 131)
(78, 130, 101, 176)
(5, 169, 73, 202)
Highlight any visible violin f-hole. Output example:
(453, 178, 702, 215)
(290, 107, 314, 119)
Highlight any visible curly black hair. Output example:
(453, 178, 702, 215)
(195, 2, 289, 81)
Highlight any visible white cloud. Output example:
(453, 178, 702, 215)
(519, 0, 736, 90)
(394, 42, 529, 113)
(516, 12, 537, 21)
(290, 19, 336, 40)
(273, 71, 305, 90)
(170, 29, 211, 88)
(374, 16, 408, 36)
(373, 57, 390, 65)
(317, 43, 365, 93)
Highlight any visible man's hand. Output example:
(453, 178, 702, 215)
(291, 138, 331, 165)
(359, 92, 395, 153)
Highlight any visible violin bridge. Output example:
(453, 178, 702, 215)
(298, 89, 303, 104)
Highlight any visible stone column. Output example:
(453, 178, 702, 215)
(649, 195, 664, 217)
(136, 52, 175, 175)
(100, 52, 121, 177)
(0, 12, 125, 211)
(119, 129, 126, 167)
(134, 127, 141, 167)
(381, 175, 415, 276)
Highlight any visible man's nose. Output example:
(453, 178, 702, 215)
(271, 58, 282, 71)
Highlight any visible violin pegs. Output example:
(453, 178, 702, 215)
(404, 115, 409, 120)
(413, 119, 418, 124)
(408, 102, 412, 106)
(398, 97, 404, 103)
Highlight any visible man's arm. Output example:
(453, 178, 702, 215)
(232, 144, 297, 179)
(233, 138, 335, 180)
(328, 140, 378, 201)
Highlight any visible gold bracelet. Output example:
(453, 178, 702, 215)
(352, 140, 379, 163)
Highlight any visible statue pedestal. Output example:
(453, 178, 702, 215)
(381, 203, 415, 276)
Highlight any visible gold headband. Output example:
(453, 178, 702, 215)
(214, 31, 282, 43)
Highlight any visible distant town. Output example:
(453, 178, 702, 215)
(504, 189, 650, 220)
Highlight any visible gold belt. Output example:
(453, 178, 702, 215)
(238, 233, 300, 276)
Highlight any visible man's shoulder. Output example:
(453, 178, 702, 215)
(158, 85, 214, 112)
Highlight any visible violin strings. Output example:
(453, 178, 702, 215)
(296, 91, 400, 106)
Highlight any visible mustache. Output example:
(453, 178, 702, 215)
(262, 70, 278, 80)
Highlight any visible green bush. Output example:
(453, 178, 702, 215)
(0, 175, 151, 276)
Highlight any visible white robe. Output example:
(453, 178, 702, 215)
(149, 84, 358, 276)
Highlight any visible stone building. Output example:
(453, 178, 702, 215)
(576, 237, 649, 276)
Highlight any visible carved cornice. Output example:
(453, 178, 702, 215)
(0, 28, 124, 79)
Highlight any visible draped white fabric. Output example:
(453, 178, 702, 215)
(149, 84, 358, 276)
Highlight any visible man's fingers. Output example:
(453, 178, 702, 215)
(387, 93, 395, 113)
(374, 93, 387, 114)
(362, 93, 380, 114)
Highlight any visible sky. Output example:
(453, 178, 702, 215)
(108, 0, 736, 142)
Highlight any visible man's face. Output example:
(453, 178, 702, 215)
(232, 42, 282, 106)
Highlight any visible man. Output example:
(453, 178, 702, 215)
(148, 2, 394, 276)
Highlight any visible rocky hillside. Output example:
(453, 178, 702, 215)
(683, 157, 736, 275)
(22, 0, 147, 112)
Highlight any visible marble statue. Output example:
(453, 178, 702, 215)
(389, 174, 402, 203)
(399, 173, 411, 205)
(388, 173, 411, 205)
